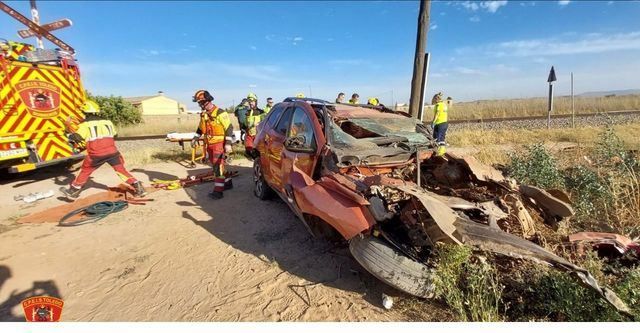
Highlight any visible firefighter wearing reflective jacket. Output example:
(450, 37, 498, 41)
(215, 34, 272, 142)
(431, 92, 448, 156)
(60, 100, 147, 200)
(192, 90, 234, 199)
(244, 96, 264, 159)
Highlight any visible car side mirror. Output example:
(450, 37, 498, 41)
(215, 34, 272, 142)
(284, 134, 315, 153)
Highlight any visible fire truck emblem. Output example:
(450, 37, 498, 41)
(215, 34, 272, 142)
(21, 296, 64, 322)
(16, 80, 61, 118)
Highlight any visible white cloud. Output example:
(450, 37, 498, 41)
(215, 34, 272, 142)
(327, 37, 334, 42)
(430, 23, 438, 30)
(456, 31, 640, 58)
(494, 31, 640, 57)
(469, 16, 481, 22)
(459, 1, 508, 13)
(481, 1, 508, 13)
(293, 36, 304, 42)
(250, 45, 257, 50)
(558, 0, 571, 6)
(454, 67, 486, 75)
(461, 1, 479, 11)
(248, 84, 257, 88)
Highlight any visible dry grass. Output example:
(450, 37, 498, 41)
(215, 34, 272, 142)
(117, 115, 201, 137)
(117, 114, 241, 137)
(449, 123, 640, 148)
(447, 94, 640, 120)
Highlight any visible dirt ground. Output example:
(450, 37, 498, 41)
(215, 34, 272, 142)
(0, 158, 450, 321)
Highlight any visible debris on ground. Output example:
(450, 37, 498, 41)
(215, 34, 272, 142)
(382, 293, 394, 310)
(17, 184, 155, 224)
(13, 190, 55, 203)
(569, 232, 640, 260)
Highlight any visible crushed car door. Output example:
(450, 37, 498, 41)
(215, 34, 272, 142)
(265, 106, 294, 193)
(281, 106, 320, 189)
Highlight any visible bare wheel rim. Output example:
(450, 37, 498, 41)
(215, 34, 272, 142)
(254, 162, 263, 195)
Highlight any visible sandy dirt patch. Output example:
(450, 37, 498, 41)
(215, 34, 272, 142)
(0, 159, 449, 321)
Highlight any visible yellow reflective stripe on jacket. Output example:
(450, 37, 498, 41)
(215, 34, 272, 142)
(246, 109, 262, 136)
(433, 102, 448, 125)
(199, 108, 231, 144)
(76, 119, 117, 141)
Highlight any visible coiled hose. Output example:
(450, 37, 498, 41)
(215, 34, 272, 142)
(58, 201, 129, 227)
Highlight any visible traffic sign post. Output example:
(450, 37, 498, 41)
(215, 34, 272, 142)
(547, 66, 557, 129)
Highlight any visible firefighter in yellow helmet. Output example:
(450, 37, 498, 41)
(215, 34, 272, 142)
(60, 100, 146, 200)
(244, 93, 264, 159)
(431, 92, 448, 156)
(192, 90, 234, 199)
(367, 97, 379, 106)
(295, 93, 305, 98)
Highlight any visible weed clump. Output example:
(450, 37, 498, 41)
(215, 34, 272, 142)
(507, 143, 564, 189)
(432, 244, 504, 321)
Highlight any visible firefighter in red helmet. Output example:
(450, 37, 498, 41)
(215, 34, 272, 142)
(192, 90, 234, 199)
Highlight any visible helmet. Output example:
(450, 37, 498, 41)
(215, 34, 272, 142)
(82, 100, 100, 114)
(295, 93, 305, 98)
(247, 92, 258, 101)
(193, 90, 214, 103)
(367, 97, 379, 106)
(432, 92, 443, 105)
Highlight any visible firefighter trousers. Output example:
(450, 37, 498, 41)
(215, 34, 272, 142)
(71, 152, 137, 189)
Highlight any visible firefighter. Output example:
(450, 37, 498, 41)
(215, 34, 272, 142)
(60, 100, 146, 200)
(367, 97, 379, 106)
(431, 92, 449, 156)
(295, 93, 305, 98)
(192, 90, 234, 199)
(264, 97, 274, 114)
(234, 98, 249, 142)
(244, 95, 264, 159)
(349, 93, 359, 104)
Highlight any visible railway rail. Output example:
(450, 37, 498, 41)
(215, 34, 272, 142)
(115, 109, 640, 141)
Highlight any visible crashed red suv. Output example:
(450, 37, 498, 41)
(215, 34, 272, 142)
(252, 97, 628, 312)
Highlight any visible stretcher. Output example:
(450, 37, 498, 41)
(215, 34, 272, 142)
(166, 132, 206, 168)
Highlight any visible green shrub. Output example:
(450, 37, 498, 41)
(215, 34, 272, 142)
(507, 143, 563, 189)
(614, 267, 640, 319)
(87, 92, 142, 126)
(432, 244, 504, 321)
(565, 165, 612, 222)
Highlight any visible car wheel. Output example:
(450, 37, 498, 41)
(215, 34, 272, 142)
(349, 234, 435, 298)
(253, 158, 273, 200)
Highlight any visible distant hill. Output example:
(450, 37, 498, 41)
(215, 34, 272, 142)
(578, 89, 640, 97)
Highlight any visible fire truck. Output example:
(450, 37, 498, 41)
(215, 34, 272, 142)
(1, 2, 87, 173)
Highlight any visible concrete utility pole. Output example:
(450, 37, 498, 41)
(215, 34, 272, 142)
(547, 66, 557, 129)
(29, 0, 43, 49)
(409, 0, 431, 118)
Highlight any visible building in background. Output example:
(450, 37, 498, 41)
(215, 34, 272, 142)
(124, 91, 186, 115)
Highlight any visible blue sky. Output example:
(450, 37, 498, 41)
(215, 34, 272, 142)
(2, 0, 639, 109)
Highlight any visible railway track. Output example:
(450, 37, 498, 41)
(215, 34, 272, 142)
(115, 109, 640, 141)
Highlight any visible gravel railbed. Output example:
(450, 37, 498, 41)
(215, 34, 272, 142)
(449, 113, 640, 132)
(116, 138, 174, 153)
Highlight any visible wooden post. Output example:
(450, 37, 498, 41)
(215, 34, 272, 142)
(409, 0, 431, 118)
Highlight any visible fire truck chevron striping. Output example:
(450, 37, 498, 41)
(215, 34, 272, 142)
(1, 2, 87, 173)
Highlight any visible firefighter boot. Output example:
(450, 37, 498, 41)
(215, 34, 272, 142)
(208, 191, 223, 200)
(133, 181, 147, 197)
(60, 186, 82, 200)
